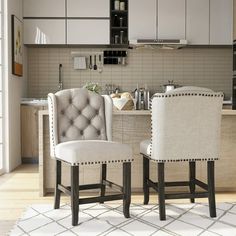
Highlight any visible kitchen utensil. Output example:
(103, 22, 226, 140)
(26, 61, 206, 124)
(98, 54, 103, 73)
(58, 64, 63, 90)
(89, 55, 92, 70)
(93, 55, 97, 70)
(162, 80, 179, 92)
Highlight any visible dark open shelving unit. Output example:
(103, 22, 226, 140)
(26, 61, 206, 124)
(110, 0, 129, 47)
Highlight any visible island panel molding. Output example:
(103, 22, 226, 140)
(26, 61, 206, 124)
(39, 110, 236, 196)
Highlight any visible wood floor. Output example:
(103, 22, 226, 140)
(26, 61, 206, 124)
(0, 164, 236, 236)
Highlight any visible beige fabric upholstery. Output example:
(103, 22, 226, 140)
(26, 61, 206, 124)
(140, 139, 151, 157)
(140, 86, 223, 162)
(55, 140, 133, 165)
(56, 88, 107, 142)
(48, 88, 133, 164)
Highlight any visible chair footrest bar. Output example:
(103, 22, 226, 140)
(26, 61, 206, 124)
(103, 180, 123, 192)
(79, 194, 124, 205)
(194, 179, 208, 191)
(147, 179, 158, 191)
(147, 179, 190, 190)
(79, 184, 102, 190)
(165, 181, 190, 187)
(58, 184, 71, 196)
(165, 192, 208, 200)
(58, 184, 103, 196)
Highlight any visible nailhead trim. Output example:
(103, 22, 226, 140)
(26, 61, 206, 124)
(48, 95, 56, 157)
(149, 91, 223, 162)
(142, 155, 218, 163)
(152, 93, 224, 98)
(57, 158, 134, 166)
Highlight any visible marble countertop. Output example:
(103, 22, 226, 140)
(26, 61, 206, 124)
(38, 109, 236, 116)
(21, 98, 48, 106)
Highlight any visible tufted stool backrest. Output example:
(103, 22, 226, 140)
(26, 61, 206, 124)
(48, 88, 113, 158)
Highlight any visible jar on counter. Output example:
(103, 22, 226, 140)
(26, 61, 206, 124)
(114, 0, 120, 10)
(120, 1, 125, 10)
(114, 34, 119, 44)
(120, 31, 124, 44)
(119, 17, 123, 27)
(114, 14, 119, 26)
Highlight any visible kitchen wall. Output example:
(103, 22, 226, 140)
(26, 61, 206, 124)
(4, 0, 27, 172)
(27, 47, 232, 100)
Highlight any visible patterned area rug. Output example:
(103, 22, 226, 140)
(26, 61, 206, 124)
(10, 202, 236, 236)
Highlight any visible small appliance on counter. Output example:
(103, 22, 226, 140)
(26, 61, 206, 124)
(162, 80, 179, 93)
(134, 85, 150, 110)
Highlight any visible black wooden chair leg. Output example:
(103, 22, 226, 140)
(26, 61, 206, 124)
(158, 163, 166, 221)
(71, 165, 79, 226)
(54, 160, 61, 209)
(100, 164, 107, 203)
(143, 156, 150, 205)
(123, 162, 131, 218)
(208, 161, 216, 218)
(189, 161, 196, 203)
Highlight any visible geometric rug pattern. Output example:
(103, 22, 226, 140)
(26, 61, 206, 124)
(9, 202, 236, 236)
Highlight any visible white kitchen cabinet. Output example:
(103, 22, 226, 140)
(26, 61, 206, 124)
(157, 0, 186, 39)
(67, 20, 110, 45)
(24, 19, 66, 44)
(67, 0, 109, 17)
(186, 0, 209, 45)
(210, 0, 233, 45)
(129, 0, 157, 40)
(23, 0, 65, 17)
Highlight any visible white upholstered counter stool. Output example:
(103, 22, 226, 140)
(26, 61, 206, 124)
(140, 87, 223, 220)
(48, 88, 133, 226)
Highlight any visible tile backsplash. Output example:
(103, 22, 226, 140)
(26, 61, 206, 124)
(27, 47, 232, 99)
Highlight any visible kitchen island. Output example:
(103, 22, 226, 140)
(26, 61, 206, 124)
(39, 109, 236, 196)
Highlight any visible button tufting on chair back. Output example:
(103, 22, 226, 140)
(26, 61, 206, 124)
(55, 88, 107, 143)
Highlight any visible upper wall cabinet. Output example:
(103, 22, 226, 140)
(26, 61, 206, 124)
(210, 0, 233, 45)
(157, 0, 186, 39)
(24, 20, 66, 44)
(23, 0, 66, 17)
(67, 20, 110, 45)
(129, 0, 156, 40)
(67, 0, 110, 17)
(186, 0, 209, 45)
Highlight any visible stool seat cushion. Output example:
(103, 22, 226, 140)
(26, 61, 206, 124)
(55, 140, 133, 165)
(140, 139, 151, 157)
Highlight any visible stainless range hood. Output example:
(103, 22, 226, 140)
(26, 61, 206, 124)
(129, 39, 188, 49)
